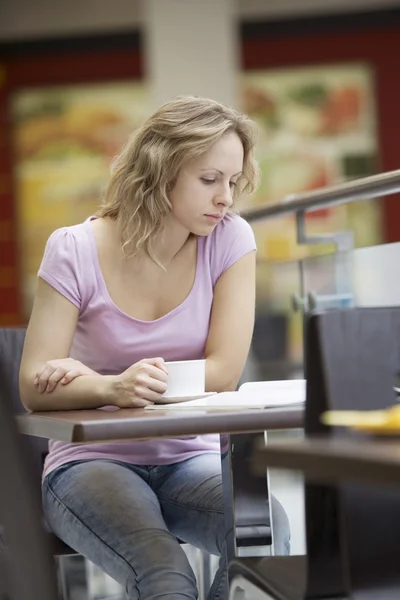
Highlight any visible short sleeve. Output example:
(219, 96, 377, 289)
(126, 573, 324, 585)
(38, 227, 82, 308)
(210, 214, 257, 286)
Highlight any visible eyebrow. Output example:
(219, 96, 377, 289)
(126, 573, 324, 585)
(201, 169, 243, 177)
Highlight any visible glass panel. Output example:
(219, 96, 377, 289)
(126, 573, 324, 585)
(300, 241, 400, 310)
(300, 250, 354, 311)
(246, 224, 400, 386)
(243, 257, 303, 383)
(351, 242, 400, 307)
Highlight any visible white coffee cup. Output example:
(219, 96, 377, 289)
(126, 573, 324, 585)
(163, 359, 205, 398)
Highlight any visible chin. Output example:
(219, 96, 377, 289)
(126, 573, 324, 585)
(191, 223, 218, 237)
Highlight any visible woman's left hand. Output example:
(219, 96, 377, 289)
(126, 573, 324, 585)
(34, 358, 99, 393)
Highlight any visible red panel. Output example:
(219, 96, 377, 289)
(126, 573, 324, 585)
(7, 49, 142, 87)
(0, 64, 21, 320)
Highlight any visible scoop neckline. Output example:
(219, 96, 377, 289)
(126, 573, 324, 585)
(85, 216, 202, 324)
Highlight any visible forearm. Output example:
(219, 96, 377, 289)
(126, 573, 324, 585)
(205, 357, 240, 393)
(20, 373, 114, 412)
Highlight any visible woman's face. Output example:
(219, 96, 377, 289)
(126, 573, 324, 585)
(169, 131, 244, 236)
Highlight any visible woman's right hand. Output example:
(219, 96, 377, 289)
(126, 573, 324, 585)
(109, 358, 168, 408)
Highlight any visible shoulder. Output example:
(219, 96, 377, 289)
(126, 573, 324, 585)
(42, 219, 93, 268)
(207, 213, 256, 285)
(210, 213, 256, 256)
(39, 218, 94, 309)
(45, 219, 91, 250)
(212, 213, 255, 244)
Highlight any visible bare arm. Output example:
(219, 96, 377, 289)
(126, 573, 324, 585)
(20, 279, 168, 412)
(19, 278, 112, 411)
(204, 251, 256, 393)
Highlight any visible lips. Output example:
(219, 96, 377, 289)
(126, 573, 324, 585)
(205, 213, 224, 219)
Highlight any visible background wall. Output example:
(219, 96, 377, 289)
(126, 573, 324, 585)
(1, 3, 400, 325)
(1, 0, 399, 40)
(241, 14, 400, 243)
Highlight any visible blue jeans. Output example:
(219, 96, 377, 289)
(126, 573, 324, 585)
(42, 453, 290, 600)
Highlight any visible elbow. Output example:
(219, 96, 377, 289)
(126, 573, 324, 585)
(19, 371, 39, 412)
(206, 357, 241, 393)
(219, 375, 240, 393)
(215, 371, 240, 393)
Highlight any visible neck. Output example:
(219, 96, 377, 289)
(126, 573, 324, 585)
(152, 216, 192, 264)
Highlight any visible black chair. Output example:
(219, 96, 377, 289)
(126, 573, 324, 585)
(228, 434, 272, 552)
(229, 307, 400, 599)
(305, 308, 400, 598)
(0, 328, 79, 599)
(1, 328, 213, 599)
(0, 330, 62, 600)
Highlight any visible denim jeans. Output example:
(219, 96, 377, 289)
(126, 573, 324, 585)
(42, 453, 290, 600)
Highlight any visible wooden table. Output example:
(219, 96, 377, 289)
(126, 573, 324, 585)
(17, 405, 304, 443)
(18, 404, 304, 561)
(252, 435, 400, 486)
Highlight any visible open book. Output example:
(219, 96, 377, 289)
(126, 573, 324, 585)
(145, 379, 306, 411)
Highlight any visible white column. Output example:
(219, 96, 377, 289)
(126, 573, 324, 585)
(143, 0, 239, 110)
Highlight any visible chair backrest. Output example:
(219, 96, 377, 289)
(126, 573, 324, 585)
(0, 328, 49, 486)
(307, 307, 400, 418)
(305, 308, 400, 596)
(302, 313, 351, 599)
(0, 340, 59, 600)
(0, 328, 27, 413)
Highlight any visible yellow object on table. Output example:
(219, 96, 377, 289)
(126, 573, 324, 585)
(321, 405, 400, 434)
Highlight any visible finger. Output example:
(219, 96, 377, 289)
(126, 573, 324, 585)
(37, 366, 57, 393)
(142, 357, 168, 375)
(148, 377, 168, 395)
(141, 363, 168, 383)
(134, 386, 165, 403)
(35, 360, 70, 387)
(117, 394, 154, 409)
(154, 357, 168, 374)
(61, 370, 83, 385)
(132, 398, 154, 408)
(136, 373, 168, 395)
(45, 368, 69, 393)
(34, 365, 48, 384)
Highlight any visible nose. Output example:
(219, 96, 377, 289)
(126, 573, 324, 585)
(214, 184, 233, 208)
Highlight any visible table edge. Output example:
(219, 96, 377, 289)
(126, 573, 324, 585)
(17, 407, 304, 443)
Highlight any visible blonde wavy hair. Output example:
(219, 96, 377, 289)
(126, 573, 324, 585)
(98, 95, 259, 263)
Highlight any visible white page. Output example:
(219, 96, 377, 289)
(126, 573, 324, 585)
(146, 379, 305, 411)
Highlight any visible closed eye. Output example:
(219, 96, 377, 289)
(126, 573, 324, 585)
(201, 178, 215, 185)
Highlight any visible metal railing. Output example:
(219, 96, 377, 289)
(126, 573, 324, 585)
(242, 168, 400, 316)
(242, 168, 400, 224)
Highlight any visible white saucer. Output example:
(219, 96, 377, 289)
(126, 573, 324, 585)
(155, 392, 217, 405)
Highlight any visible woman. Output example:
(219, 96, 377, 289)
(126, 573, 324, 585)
(19, 96, 290, 599)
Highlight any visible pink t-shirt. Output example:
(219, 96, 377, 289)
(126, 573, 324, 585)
(40, 214, 256, 479)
